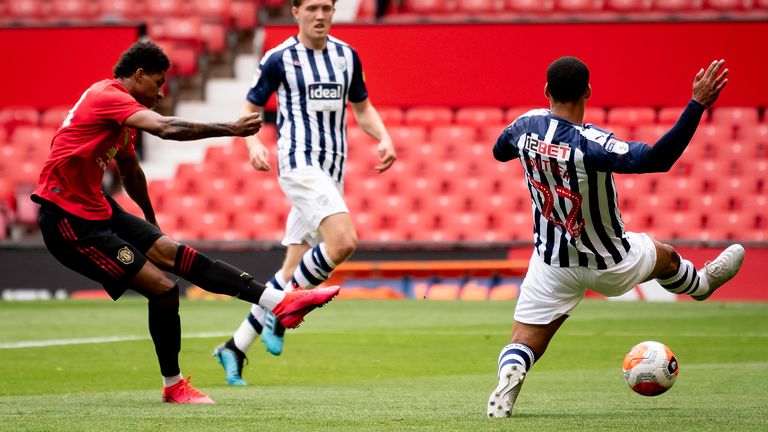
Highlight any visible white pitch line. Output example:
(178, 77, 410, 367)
(0, 332, 231, 349)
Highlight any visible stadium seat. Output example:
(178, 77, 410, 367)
(192, 0, 231, 20)
(653, 0, 703, 10)
(657, 106, 686, 125)
(705, 0, 750, 10)
(686, 193, 731, 214)
(7, 0, 45, 20)
(404, 106, 453, 128)
(230, 0, 258, 29)
(40, 105, 70, 129)
(146, 0, 182, 16)
(200, 20, 229, 54)
(429, 125, 477, 144)
(606, 107, 656, 126)
(632, 124, 669, 143)
(605, 0, 652, 11)
(456, 107, 504, 126)
(385, 126, 428, 150)
(99, 0, 147, 21)
(505, 106, 540, 124)
(0, 106, 39, 136)
(601, 124, 631, 141)
(402, 0, 455, 14)
(711, 106, 760, 128)
(155, 41, 200, 77)
(456, 0, 506, 13)
(508, 0, 555, 12)
(375, 106, 404, 126)
(50, 0, 100, 21)
(583, 106, 606, 124)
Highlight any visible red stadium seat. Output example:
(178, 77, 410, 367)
(40, 105, 70, 129)
(557, 0, 605, 12)
(711, 106, 760, 127)
(0, 106, 39, 136)
(686, 193, 731, 215)
(429, 125, 477, 144)
(7, 0, 45, 20)
(738, 123, 768, 144)
(456, 0, 506, 13)
(606, 107, 656, 126)
(601, 124, 631, 141)
(706, 0, 751, 10)
(404, 106, 454, 128)
(657, 106, 686, 125)
(51, 0, 100, 20)
(508, 0, 555, 12)
(584, 107, 606, 124)
(200, 20, 229, 53)
(156, 41, 200, 77)
(192, 0, 232, 20)
(605, 0, 652, 11)
(456, 107, 504, 127)
(100, 0, 147, 21)
(403, 0, 455, 13)
(230, 0, 258, 30)
(505, 106, 540, 124)
(146, 0, 182, 16)
(440, 212, 490, 241)
(653, 0, 703, 10)
(375, 106, 404, 126)
(632, 124, 669, 143)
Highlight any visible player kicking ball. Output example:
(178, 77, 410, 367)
(31, 40, 340, 404)
(487, 57, 743, 417)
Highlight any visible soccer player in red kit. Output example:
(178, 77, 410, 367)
(31, 40, 340, 404)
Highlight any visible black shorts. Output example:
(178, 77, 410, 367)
(34, 195, 164, 300)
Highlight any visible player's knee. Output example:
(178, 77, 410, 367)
(148, 284, 179, 309)
(657, 243, 681, 278)
(145, 235, 180, 270)
(329, 232, 357, 262)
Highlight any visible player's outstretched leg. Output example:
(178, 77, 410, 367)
(162, 376, 214, 404)
(488, 343, 535, 418)
(272, 285, 340, 329)
(261, 273, 290, 356)
(692, 244, 745, 301)
(212, 339, 248, 386)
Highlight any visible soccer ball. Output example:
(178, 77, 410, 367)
(622, 341, 678, 396)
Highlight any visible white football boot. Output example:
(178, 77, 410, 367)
(692, 244, 745, 301)
(487, 364, 526, 418)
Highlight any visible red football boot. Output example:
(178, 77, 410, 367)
(272, 286, 340, 329)
(162, 376, 214, 404)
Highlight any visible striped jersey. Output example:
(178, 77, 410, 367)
(494, 109, 654, 270)
(246, 35, 368, 182)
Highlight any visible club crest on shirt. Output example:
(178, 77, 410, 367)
(605, 138, 629, 155)
(335, 58, 347, 71)
(117, 247, 134, 265)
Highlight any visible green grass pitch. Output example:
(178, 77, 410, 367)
(1, 298, 766, 431)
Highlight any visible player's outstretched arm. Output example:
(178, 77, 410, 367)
(692, 59, 728, 108)
(124, 109, 263, 141)
(351, 99, 396, 173)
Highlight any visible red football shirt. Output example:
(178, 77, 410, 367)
(33, 79, 146, 220)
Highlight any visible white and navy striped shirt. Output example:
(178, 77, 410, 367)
(494, 109, 656, 270)
(247, 35, 368, 183)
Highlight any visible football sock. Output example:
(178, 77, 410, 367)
(498, 343, 535, 376)
(291, 243, 337, 289)
(232, 304, 265, 353)
(173, 245, 285, 307)
(162, 374, 183, 388)
(657, 257, 709, 297)
(147, 286, 181, 378)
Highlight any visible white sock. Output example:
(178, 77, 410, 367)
(498, 343, 535, 376)
(233, 303, 265, 352)
(291, 243, 337, 289)
(259, 288, 286, 310)
(163, 373, 183, 388)
(657, 258, 709, 297)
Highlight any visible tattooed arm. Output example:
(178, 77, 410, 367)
(124, 109, 263, 140)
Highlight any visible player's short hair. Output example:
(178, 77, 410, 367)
(113, 41, 170, 79)
(546, 56, 590, 103)
(292, 0, 337, 7)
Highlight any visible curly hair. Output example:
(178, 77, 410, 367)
(546, 56, 590, 104)
(113, 40, 170, 79)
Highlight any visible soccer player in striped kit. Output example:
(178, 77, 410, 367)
(213, 0, 396, 385)
(487, 57, 744, 417)
(31, 41, 340, 404)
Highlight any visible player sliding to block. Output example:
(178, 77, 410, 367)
(31, 40, 340, 405)
(487, 57, 743, 418)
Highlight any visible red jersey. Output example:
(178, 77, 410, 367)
(33, 79, 146, 220)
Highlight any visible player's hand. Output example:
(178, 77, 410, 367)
(232, 112, 263, 136)
(692, 59, 728, 108)
(375, 137, 396, 173)
(248, 142, 271, 171)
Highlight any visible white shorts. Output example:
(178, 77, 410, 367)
(278, 167, 348, 247)
(514, 232, 657, 325)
